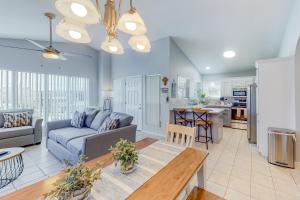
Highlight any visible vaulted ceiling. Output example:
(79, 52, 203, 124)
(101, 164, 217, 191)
(0, 0, 294, 74)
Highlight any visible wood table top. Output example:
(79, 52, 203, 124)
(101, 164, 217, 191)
(0, 138, 157, 200)
(127, 147, 209, 200)
(0, 148, 24, 162)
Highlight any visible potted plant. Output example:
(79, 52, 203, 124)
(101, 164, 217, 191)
(110, 139, 138, 174)
(43, 156, 102, 200)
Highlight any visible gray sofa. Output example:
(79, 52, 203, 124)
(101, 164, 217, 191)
(0, 109, 43, 148)
(46, 110, 137, 164)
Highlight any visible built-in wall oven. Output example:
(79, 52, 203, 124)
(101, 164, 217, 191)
(233, 88, 247, 97)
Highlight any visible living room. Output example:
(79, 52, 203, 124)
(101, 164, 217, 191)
(0, 0, 300, 200)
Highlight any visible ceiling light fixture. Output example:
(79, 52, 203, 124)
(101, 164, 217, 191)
(101, 36, 124, 55)
(55, 0, 150, 55)
(42, 50, 59, 60)
(205, 66, 211, 70)
(129, 35, 151, 53)
(223, 50, 236, 58)
(56, 18, 91, 43)
(55, 0, 100, 24)
(71, 2, 88, 17)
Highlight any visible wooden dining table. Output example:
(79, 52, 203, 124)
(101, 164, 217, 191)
(1, 138, 208, 200)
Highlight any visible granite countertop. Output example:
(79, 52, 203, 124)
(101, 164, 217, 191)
(171, 106, 225, 114)
(204, 104, 233, 108)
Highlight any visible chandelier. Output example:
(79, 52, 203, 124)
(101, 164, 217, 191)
(54, 0, 151, 54)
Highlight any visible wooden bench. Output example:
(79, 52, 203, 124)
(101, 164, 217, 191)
(187, 187, 224, 200)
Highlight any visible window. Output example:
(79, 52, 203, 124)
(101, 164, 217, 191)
(0, 68, 89, 122)
(203, 81, 221, 98)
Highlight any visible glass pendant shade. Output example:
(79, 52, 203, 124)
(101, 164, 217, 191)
(42, 51, 59, 59)
(56, 18, 91, 43)
(55, 0, 100, 24)
(128, 35, 151, 53)
(101, 37, 124, 55)
(117, 10, 147, 35)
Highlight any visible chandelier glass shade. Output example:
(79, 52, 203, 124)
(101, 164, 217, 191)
(56, 18, 91, 43)
(128, 35, 151, 53)
(117, 10, 147, 35)
(101, 36, 124, 55)
(42, 51, 59, 59)
(54, 0, 150, 54)
(55, 0, 100, 24)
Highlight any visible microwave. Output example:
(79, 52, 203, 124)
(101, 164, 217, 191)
(233, 89, 247, 97)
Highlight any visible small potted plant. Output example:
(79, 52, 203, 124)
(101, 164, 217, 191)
(110, 139, 138, 174)
(43, 156, 102, 200)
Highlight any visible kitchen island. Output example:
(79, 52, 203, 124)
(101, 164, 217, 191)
(170, 107, 224, 143)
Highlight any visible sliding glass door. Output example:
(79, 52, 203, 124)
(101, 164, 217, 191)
(0, 68, 89, 122)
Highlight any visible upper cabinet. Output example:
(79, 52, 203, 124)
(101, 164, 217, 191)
(204, 77, 255, 98)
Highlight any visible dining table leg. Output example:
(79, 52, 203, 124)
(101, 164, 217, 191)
(197, 164, 205, 189)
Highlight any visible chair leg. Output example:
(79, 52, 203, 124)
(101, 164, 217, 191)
(210, 124, 213, 144)
(196, 125, 200, 142)
(205, 128, 208, 150)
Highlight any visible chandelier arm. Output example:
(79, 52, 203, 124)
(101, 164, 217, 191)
(130, 0, 133, 9)
(115, 0, 123, 32)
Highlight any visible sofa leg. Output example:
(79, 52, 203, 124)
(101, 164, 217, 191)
(35, 142, 41, 145)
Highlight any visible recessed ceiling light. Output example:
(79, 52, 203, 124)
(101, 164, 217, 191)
(223, 50, 236, 58)
(205, 66, 211, 70)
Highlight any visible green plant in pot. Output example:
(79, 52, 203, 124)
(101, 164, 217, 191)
(43, 156, 102, 200)
(110, 139, 138, 174)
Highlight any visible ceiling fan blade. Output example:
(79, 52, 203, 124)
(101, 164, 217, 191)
(25, 39, 46, 50)
(0, 44, 42, 52)
(59, 54, 68, 61)
(61, 52, 92, 58)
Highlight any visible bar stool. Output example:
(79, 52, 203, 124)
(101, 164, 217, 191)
(174, 108, 193, 126)
(192, 108, 213, 149)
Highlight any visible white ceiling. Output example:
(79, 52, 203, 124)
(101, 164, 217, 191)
(0, 0, 294, 74)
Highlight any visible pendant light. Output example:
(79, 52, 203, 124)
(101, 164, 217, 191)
(56, 18, 91, 43)
(101, 36, 124, 55)
(55, 0, 100, 24)
(117, 0, 147, 35)
(129, 35, 151, 53)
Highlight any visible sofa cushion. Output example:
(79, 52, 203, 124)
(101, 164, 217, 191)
(71, 111, 86, 128)
(48, 127, 96, 148)
(110, 112, 133, 128)
(66, 135, 92, 156)
(0, 109, 33, 128)
(98, 115, 120, 132)
(90, 111, 111, 130)
(84, 109, 99, 128)
(0, 126, 33, 140)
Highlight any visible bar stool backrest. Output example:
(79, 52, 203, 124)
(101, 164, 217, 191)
(192, 108, 209, 126)
(174, 108, 187, 124)
(166, 124, 196, 147)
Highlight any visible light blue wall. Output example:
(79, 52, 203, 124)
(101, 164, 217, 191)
(0, 38, 99, 106)
(278, 0, 300, 57)
(202, 69, 256, 81)
(169, 38, 202, 83)
(111, 37, 170, 79)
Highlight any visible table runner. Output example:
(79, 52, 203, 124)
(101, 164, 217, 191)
(89, 141, 185, 200)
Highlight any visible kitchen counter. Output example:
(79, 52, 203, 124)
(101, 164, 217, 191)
(171, 107, 225, 115)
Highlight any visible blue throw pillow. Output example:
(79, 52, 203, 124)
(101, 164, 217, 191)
(71, 111, 86, 128)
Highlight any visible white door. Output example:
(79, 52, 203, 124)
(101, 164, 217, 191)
(125, 76, 143, 130)
(113, 78, 125, 113)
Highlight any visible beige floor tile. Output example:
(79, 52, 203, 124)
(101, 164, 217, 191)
(228, 176, 250, 196)
(205, 181, 227, 197)
(251, 173, 275, 190)
(231, 167, 251, 181)
(208, 171, 230, 187)
(225, 188, 251, 200)
(251, 183, 276, 200)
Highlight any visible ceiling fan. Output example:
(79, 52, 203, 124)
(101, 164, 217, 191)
(0, 12, 91, 60)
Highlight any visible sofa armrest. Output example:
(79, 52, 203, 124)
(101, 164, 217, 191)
(46, 119, 72, 144)
(32, 117, 43, 144)
(83, 125, 137, 161)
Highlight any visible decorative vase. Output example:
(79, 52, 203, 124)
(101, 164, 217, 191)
(120, 163, 136, 174)
(72, 188, 91, 200)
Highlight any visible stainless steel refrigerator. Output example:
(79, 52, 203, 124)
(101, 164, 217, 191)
(247, 83, 257, 143)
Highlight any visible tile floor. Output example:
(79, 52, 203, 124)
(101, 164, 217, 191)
(1, 128, 300, 200)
